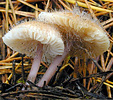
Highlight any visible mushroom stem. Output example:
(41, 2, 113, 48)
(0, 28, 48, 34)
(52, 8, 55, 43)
(37, 44, 71, 87)
(27, 43, 43, 83)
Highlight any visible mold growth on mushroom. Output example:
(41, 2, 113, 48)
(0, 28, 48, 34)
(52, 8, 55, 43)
(38, 8, 110, 58)
(36, 8, 110, 87)
(2, 7, 110, 88)
(2, 21, 64, 84)
(3, 21, 64, 62)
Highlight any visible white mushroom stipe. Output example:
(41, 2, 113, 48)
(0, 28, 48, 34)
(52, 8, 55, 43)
(2, 21, 64, 84)
(37, 43, 71, 87)
(27, 43, 43, 83)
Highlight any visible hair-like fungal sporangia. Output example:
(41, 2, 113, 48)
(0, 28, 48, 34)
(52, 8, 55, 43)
(36, 8, 110, 87)
(2, 21, 64, 84)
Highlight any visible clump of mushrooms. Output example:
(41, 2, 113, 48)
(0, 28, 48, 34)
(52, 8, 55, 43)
(2, 8, 110, 87)
(2, 21, 66, 86)
(37, 9, 110, 86)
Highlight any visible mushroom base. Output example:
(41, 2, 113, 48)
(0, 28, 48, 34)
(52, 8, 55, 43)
(37, 44, 71, 87)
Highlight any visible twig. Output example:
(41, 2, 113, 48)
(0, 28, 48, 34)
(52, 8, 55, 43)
(0, 9, 35, 17)
(9, 0, 17, 24)
(21, 55, 25, 82)
(45, 0, 50, 12)
(12, 60, 16, 85)
(0, 56, 31, 63)
(6, 52, 19, 60)
(17, 0, 44, 12)
(58, 0, 72, 11)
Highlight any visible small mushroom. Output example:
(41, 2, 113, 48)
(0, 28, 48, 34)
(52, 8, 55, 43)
(37, 9, 110, 86)
(2, 21, 64, 84)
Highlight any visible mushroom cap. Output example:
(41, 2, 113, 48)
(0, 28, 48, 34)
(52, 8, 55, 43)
(2, 21, 64, 62)
(38, 10, 110, 57)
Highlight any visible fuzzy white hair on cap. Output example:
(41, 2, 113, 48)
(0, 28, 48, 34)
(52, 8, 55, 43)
(38, 10, 110, 57)
(2, 21, 64, 62)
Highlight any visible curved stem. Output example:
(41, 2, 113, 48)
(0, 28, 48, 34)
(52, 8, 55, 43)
(37, 44, 71, 87)
(27, 43, 43, 83)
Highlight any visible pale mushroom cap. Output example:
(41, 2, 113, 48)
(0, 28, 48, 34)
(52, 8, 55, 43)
(2, 21, 64, 62)
(38, 10, 110, 57)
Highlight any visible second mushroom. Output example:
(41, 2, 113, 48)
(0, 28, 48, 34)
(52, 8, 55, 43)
(37, 8, 110, 87)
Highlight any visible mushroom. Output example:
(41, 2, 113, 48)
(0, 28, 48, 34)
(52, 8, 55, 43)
(37, 9, 110, 86)
(2, 21, 64, 85)
(38, 9, 110, 57)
